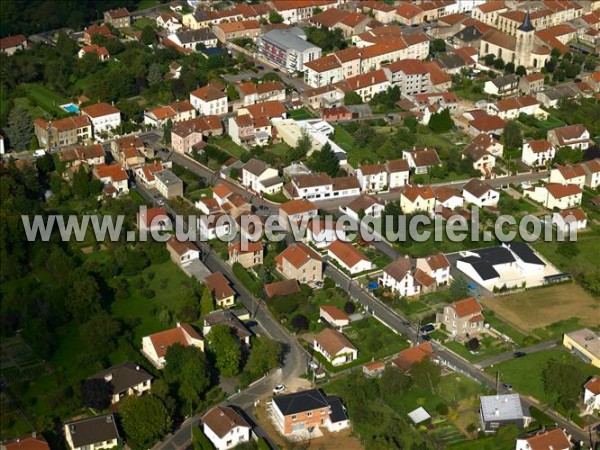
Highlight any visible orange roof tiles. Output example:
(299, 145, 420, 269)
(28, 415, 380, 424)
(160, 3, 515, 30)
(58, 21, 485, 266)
(527, 139, 553, 153)
(276, 243, 321, 269)
(327, 240, 371, 268)
(320, 305, 349, 322)
(205, 272, 235, 301)
(403, 184, 435, 202)
(216, 19, 261, 33)
(82, 102, 120, 118)
(2, 434, 50, 450)
(314, 328, 356, 355)
(451, 297, 482, 318)
(148, 324, 202, 358)
(520, 428, 572, 450)
(545, 182, 582, 199)
(167, 237, 198, 256)
(585, 376, 600, 394)
(264, 279, 300, 298)
(94, 164, 128, 182)
(392, 342, 433, 372)
(244, 100, 286, 119)
(280, 198, 318, 216)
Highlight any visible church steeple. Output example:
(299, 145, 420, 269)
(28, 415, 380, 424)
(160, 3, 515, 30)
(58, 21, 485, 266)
(518, 10, 535, 32)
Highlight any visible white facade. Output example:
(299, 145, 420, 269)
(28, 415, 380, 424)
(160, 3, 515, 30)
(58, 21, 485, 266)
(313, 339, 358, 366)
(524, 185, 582, 210)
(204, 422, 251, 450)
(552, 211, 587, 232)
(242, 166, 282, 195)
(584, 386, 600, 414)
(199, 215, 233, 241)
(549, 168, 586, 189)
(328, 250, 373, 275)
(190, 92, 227, 116)
(463, 187, 500, 208)
(379, 270, 420, 297)
(522, 141, 555, 167)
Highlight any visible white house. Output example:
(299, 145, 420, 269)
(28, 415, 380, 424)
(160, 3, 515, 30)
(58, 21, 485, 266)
(523, 183, 582, 210)
(94, 164, 129, 195)
(342, 195, 384, 221)
(380, 258, 420, 297)
(168, 28, 218, 51)
(241, 158, 282, 195)
(434, 186, 464, 210)
(313, 328, 358, 366)
(90, 362, 152, 405)
(415, 253, 451, 287)
(141, 323, 204, 369)
(547, 124, 590, 150)
(583, 159, 600, 189)
(157, 13, 182, 32)
(400, 185, 436, 215)
(402, 148, 441, 174)
(521, 140, 555, 167)
(584, 376, 600, 415)
(552, 208, 587, 232)
(487, 95, 542, 120)
(355, 159, 410, 193)
(81, 103, 121, 139)
(515, 428, 572, 450)
(549, 164, 586, 189)
(166, 237, 201, 267)
(279, 198, 318, 229)
(190, 84, 227, 116)
(199, 213, 234, 241)
(306, 218, 345, 249)
(319, 305, 350, 328)
(462, 178, 499, 208)
(64, 415, 120, 450)
(202, 406, 251, 450)
(327, 240, 374, 275)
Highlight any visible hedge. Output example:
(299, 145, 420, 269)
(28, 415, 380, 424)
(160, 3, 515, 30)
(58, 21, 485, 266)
(232, 262, 262, 297)
(192, 426, 213, 450)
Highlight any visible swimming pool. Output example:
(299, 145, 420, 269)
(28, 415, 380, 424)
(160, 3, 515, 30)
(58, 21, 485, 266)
(61, 103, 80, 114)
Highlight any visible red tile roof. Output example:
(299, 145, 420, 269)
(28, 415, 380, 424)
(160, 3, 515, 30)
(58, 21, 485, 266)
(451, 297, 482, 318)
(559, 207, 586, 222)
(276, 243, 321, 269)
(527, 139, 553, 153)
(392, 342, 433, 372)
(280, 198, 318, 217)
(585, 376, 600, 394)
(216, 19, 261, 33)
(94, 164, 128, 182)
(520, 428, 572, 450)
(82, 102, 120, 118)
(205, 272, 235, 301)
(148, 324, 202, 358)
(0, 34, 27, 50)
(2, 434, 50, 450)
(320, 305, 349, 322)
(327, 240, 371, 268)
(244, 100, 286, 119)
(202, 406, 250, 438)
(314, 328, 356, 355)
(402, 184, 435, 202)
(469, 114, 506, 132)
(264, 279, 300, 298)
(545, 182, 582, 199)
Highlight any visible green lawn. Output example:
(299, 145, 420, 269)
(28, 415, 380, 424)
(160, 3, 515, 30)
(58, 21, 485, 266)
(22, 84, 68, 117)
(265, 141, 293, 156)
(133, 17, 157, 30)
(445, 335, 514, 363)
(13, 97, 51, 120)
(484, 314, 530, 347)
(288, 107, 315, 120)
(136, 0, 160, 10)
(484, 348, 600, 405)
(209, 136, 247, 158)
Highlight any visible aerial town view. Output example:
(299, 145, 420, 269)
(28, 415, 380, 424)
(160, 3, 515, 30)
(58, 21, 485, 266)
(1, 0, 600, 449)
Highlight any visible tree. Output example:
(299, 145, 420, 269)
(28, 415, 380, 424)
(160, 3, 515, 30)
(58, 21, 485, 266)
(410, 358, 441, 391)
(466, 337, 480, 351)
(269, 11, 284, 23)
(164, 344, 211, 411)
(308, 142, 339, 177)
(543, 359, 585, 410)
(120, 395, 172, 449)
(72, 165, 90, 198)
(502, 121, 522, 150)
(200, 286, 214, 315)
(291, 314, 309, 331)
(290, 130, 311, 161)
(66, 271, 102, 322)
(353, 122, 376, 147)
(378, 367, 410, 399)
(504, 62, 515, 74)
(207, 324, 241, 377)
(79, 311, 121, 353)
(147, 62, 162, 86)
(141, 25, 156, 46)
(551, 47, 561, 58)
(344, 91, 363, 105)
(515, 65, 527, 76)
(29, 135, 39, 150)
(243, 336, 282, 380)
(164, 118, 172, 144)
(343, 301, 356, 314)
(553, 68, 566, 83)
(428, 108, 454, 133)
(431, 39, 446, 53)
(483, 53, 496, 66)
(80, 378, 112, 410)
(5, 106, 33, 151)
(449, 277, 469, 301)
(565, 63, 581, 79)
(493, 58, 505, 70)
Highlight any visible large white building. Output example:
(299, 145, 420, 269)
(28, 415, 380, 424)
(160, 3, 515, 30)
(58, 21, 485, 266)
(81, 103, 121, 139)
(190, 84, 227, 116)
(258, 27, 321, 73)
(241, 158, 282, 195)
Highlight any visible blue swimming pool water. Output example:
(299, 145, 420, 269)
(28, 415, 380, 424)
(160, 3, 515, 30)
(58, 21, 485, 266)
(62, 103, 80, 114)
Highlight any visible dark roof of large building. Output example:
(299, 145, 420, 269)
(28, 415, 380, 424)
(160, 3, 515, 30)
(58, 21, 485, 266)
(64, 414, 120, 448)
(459, 256, 500, 280)
(90, 361, 152, 395)
(458, 246, 520, 280)
(325, 396, 348, 423)
(504, 242, 545, 266)
(273, 388, 329, 416)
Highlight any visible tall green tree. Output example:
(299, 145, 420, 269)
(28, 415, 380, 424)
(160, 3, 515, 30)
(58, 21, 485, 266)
(244, 336, 282, 379)
(5, 106, 33, 151)
(147, 62, 162, 86)
(428, 108, 454, 133)
(344, 91, 363, 105)
(141, 25, 157, 46)
(164, 344, 211, 411)
(207, 324, 242, 377)
(120, 395, 172, 449)
(269, 11, 284, 23)
(66, 270, 102, 322)
(308, 142, 339, 177)
(72, 165, 90, 198)
(164, 118, 172, 144)
(543, 359, 585, 410)
(410, 358, 441, 391)
(502, 121, 523, 150)
(200, 286, 214, 315)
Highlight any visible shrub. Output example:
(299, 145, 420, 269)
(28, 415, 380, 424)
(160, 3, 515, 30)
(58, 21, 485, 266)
(232, 263, 262, 297)
(436, 403, 449, 415)
(344, 301, 356, 314)
(291, 314, 309, 331)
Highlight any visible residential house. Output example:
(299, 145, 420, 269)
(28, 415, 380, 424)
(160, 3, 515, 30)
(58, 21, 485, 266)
(306, 218, 345, 249)
(363, 360, 386, 378)
(83, 24, 112, 45)
(583, 159, 600, 189)
(547, 124, 590, 150)
(134, 162, 169, 188)
(462, 179, 500, 208)
(199, 212, 233, 241)
(168, 28, 218, 51)
(400, 185, 436, 215)
(228, 241, 263, 268)
(327, 240, 373, 275)
(236, 81, 286, 107)
(241, 158, 282, 195)
(213, 20, 261, 43)
(584, 377, 600, 414)
(228, 115, 272, 147)
(141, 323, 204, 369)
(563, 329, 600, 368)
(166, 237, 200, 267)
(110, 135, 145, 169)
(303, 54, 343, 88)
(288, 173, 332, 200)
(154, 169, 184, 199)
(523, 183, 582, 210)
(89, 361, 152, 405)
(515, 428, 572, 450)
(157, 13, 182, 33)
(334, 68, 391, 103)
(416, 253, 451, 287)
(275, 243, 323, 286)
(190, 83, 227, 116)
(34, 116, 92, 149)
(518, 72, 545, 94)
(484, 74, 519, 96)
(412, 92, 459, 115)
(392, 342, 435, 372)
(437, 297, 485, 337)
(137, 207, 170, 232)
(308, 8, 370, 38)
(78, 44, 109, 61)
(64, 415, 120, 450)
(240, 100, 287, 121)
(468, 115, 506, 136)
(279, 198, 318, 229)
(0, 34, 28, 55)
(302, 85, 345, 110)
(384, 59, 432, 96)
(479, 394, 529, 433)
(487, 95, 542, 120)
(550, 164, 587, 189)
(264, 279, 300, 300)
(270, 388, 349, 437)
(521, 139, 555, 167)
(342, 194, 384, 221)
(58, 144, 105, 168)
(313, 328, 358, 366)
(270, 0, 337, 23)
(144, 100, 196, 127)
(171, 115, 222, 154)
(359, 1, 397, 23)
(81, 102, 121, 139)
(552, 208, 587, 233)
(205, 272, 236, 308)
(2, 433, 50, 450)
(322, 106, 353, 122)
(258, 27, 321, 73)
(202, 406, 251, 450)
(355, 159, 410, 193)
(402, 148, 441, 174)
(319, 306, 350, 329)
(104, 8, 130, 28)
(203, 309, 251, 346)
(93, 164, 129, 196)
(462, 135, 498, 175)
(434, 186, 464, 211)
(380, 258, 419, 297)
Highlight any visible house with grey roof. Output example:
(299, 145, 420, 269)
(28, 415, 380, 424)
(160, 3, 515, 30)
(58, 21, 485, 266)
(258, 27, 321, 73)
(64, 414, 120, 450)
(479, 394, 530, 432)
(241, 158, 282, 195)
(90, 361, 153, 404)
(168, 28, 218, 50)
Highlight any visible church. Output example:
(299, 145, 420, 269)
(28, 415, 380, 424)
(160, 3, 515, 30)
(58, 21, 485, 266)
(479, 11, 552, 70)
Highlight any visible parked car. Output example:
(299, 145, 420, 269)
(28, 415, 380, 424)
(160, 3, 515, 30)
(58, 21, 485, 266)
(420, 324, 435, 333)
(273, 384, 286, 395)
(513, 351, 526, 358)
(421, 334, 432, 342)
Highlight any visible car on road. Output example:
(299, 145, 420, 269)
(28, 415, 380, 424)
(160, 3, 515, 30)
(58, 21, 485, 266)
(420, 324, 435, 333)
(513, 351, 526, 358)
(245, 321, 258, 328)
(273, 384, 286, 395)
(421, 334, 432, 342)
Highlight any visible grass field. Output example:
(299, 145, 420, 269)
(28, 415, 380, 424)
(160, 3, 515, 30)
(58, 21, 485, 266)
(484, 348, 600, 405)
(13, 97, 52, 120)
(136, 0, 160, 9)
(133, 17, 156, 30)
(1, 394, 33, 440)
(480, 283, 599, 337)
(288, 107, 315, 120)
(23, 84, 68, 117)
(210, 136, 247, 158)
